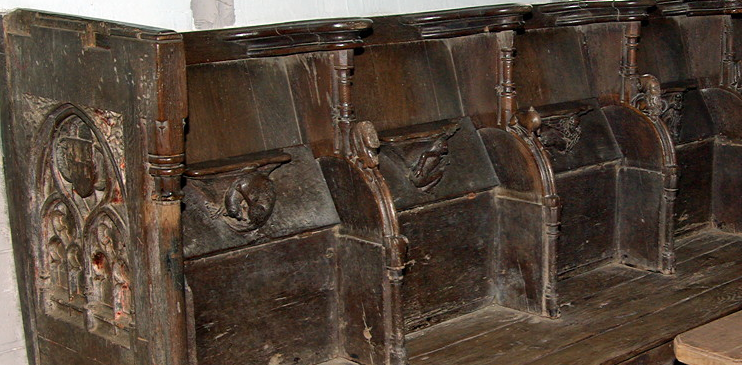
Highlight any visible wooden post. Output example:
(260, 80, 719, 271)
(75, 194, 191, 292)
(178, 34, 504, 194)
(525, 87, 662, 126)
(498, 31, 516, 129)
(145, 40, 190, 365)
(333, 49, 356, 158)
(721, 17, 736, 88)
(622, 22, 641, 103)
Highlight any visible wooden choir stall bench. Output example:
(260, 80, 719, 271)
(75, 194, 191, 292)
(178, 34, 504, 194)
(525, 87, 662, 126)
(2, 1, 742, 364)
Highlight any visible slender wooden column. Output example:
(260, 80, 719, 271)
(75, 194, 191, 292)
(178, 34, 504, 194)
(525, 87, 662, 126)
(621, 22, 641, 103)
(498, 31, 516, 129)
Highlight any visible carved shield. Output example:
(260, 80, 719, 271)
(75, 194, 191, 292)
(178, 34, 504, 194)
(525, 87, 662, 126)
(58, 135, 97, 198)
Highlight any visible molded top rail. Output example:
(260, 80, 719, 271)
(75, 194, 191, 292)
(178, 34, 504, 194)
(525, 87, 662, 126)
(399, 4, 532, 39)
(183, 18, 372, 64)
(531, 0, 655, 28)
(4, 8, 179, 41)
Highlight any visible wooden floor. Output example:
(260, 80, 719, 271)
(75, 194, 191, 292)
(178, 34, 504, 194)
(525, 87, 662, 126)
(317, 360, 361, 365)
(406, 230, 742, 365)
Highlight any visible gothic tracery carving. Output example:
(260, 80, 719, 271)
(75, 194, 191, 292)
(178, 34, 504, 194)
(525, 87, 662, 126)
(36, 101, 132, 347)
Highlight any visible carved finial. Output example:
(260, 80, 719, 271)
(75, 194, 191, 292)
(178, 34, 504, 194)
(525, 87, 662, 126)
(520, 107, 542, 133)
(632, 74, 666, 120)
(350, 120, 380, 169)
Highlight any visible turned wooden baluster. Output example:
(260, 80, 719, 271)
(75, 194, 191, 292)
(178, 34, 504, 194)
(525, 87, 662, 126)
(621, 22, 641, 104)
(498, 31, 516, 129)
(722, 18, 738, 89)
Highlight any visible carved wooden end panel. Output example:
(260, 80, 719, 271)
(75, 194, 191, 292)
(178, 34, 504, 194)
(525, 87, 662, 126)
(3, 9, 189, 365)
(36, 102, 133, 347)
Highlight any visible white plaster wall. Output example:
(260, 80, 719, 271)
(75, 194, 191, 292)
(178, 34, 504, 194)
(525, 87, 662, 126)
(0, 0, 543, 364)
(1, 0, 550, 31)
(0, 128, 27, 365)
(233, 0, 545, 29)
(0, 0, 194, 31)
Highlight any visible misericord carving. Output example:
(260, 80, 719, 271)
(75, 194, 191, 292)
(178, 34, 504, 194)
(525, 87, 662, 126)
(538, 113, 583, 154)
(408, 124, 459, 192)
(222, 165, 281, 232)
(379, 121, 460, 193)
(184, 151, 291, 234)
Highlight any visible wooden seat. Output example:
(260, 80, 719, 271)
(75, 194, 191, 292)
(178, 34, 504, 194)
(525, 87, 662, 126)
(675, 311, 742, 365)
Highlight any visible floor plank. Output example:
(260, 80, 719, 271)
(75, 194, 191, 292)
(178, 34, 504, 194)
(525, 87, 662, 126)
(528, 278, 742, 364)
(407, 230, 742, 365)
(317, 359, 361, 365)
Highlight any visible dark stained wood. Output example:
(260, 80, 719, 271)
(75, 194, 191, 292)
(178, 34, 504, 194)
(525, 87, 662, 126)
(2, 9, 189, 365)
(530, 0, 653, 28)
(712, 143, 742, 233)
(676, 15, 726, 87)
(353, 40, 462, 131)
(556, 164, 618, 276)
(377, 118, 498, 210)
(445, 34, 501, 128)
(185, 230, 337, 365)
(685, 0, 742, 15)
(184, 58, 304, 164)
(494, 197, 552, 316)
(399, 4, 531, 39)
(8, 3, 742, 365)
(184, 149, 292, 177)
(182, 146, 339, 258)
(581, 22, 630, 99)
(336, 237, 387, 365)
(400, 192, 496, 331)
(406, 230, 742, 365)
(182, 18, 372, 64)
(619, 342, 677, 365)
(514, 26, 593, 106)
(675, 140, 714, 235)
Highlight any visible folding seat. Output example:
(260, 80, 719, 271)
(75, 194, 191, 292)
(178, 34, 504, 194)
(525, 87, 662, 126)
(640, 0, 742, 234)
(512, 0, 676, 284)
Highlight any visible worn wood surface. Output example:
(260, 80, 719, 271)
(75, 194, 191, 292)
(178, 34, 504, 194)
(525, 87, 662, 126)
(185, 229, 337, 365)
(400, 192, 496, 331)
(407, 230, 742, 364)
(8, 3, 742, 365)
(2, 9, 189, 365)
(675, 310, 742, 365)
(620, 342, 677, 365)
(181, 146, 339, 258)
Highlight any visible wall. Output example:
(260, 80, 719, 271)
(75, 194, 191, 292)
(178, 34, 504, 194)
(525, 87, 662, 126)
(0, 150, 24, 363)
(0, 0, 549, 31)
(0, 0, 541, 364)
